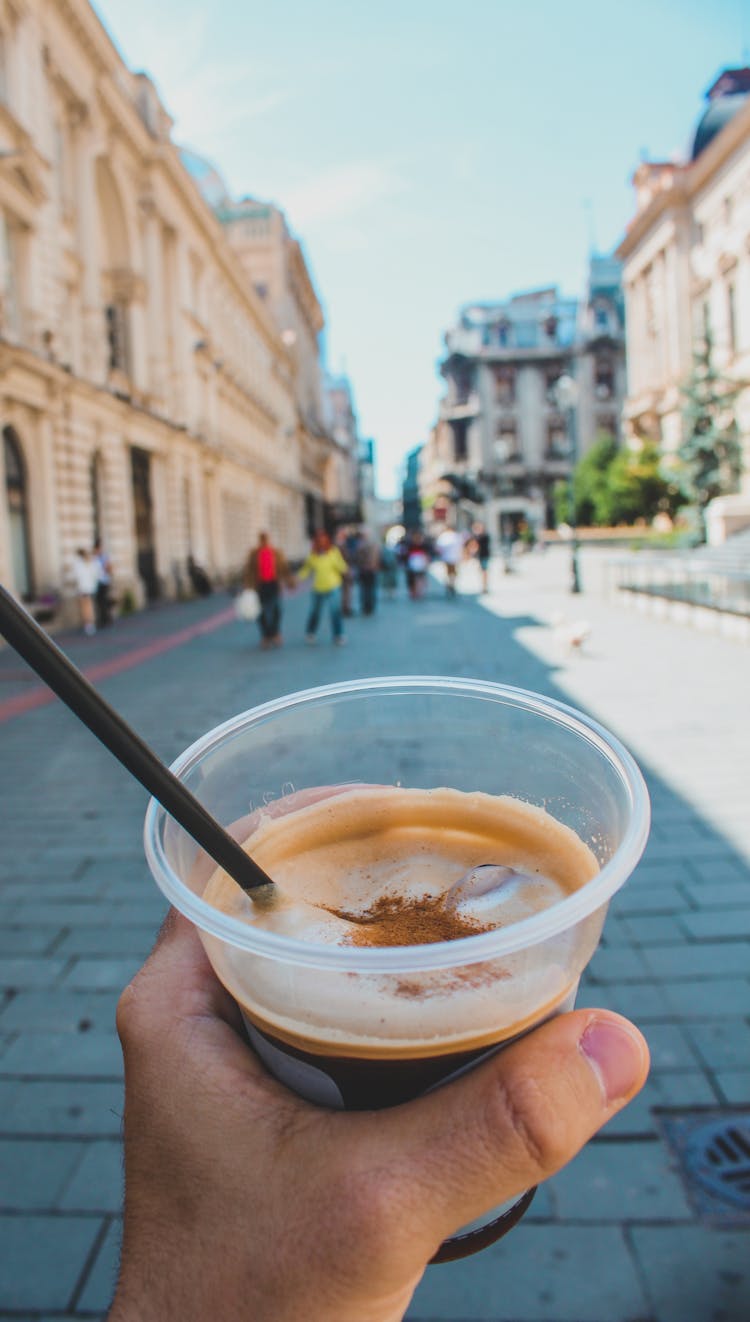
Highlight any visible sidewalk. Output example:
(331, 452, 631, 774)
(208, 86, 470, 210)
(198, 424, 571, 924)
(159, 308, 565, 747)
(0, 549, 748, 1320)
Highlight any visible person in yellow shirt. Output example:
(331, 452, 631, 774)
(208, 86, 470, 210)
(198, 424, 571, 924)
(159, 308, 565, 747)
(297, 530, 349, 645)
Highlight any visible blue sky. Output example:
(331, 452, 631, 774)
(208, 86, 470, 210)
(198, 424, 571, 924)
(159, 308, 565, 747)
(95, 0, 748, 496)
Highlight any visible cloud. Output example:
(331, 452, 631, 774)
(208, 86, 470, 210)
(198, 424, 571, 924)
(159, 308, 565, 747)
(103, 4, 292, 141)
(283, 160, 405, 230)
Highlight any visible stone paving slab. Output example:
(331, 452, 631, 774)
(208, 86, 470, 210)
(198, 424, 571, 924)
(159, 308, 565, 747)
(0, 1139, 86, 1211)
(0, 1215, 104, 1312)
(59, 1143, 124, 1214)
(629, 1226, 750, 1322)
(0, 1030, 124, 1077)
(407, 1225, 649, 1320)
(715, 1070, 750, 1104)
(0, 1080, 123, 1136)
(547, 1141, 693, 1221)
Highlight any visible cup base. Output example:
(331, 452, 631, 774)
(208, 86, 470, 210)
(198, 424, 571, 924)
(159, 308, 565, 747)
(429, 1186, 537, 1264)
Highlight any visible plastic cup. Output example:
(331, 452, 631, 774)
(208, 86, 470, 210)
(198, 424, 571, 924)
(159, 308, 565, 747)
(144, 676, 650, 1261)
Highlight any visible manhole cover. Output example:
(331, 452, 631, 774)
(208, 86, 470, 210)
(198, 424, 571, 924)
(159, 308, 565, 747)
(658, 1109, 750, 1225)
(686, 1118, 750, 1209)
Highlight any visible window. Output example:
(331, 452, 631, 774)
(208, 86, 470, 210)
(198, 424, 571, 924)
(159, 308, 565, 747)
(496, 423, 519, 460)
(105, 303, 130, 374)
(594, 303, 609, 329)
(495, 365, 515, 404)
(452, 362, 473, 405)
(543, 314, 558, 340)
(644, 266, 656, 337)
(451, 418, 469, 462)
(546, 421, 568, 460)
(1, 214, 22, 336)
(545, 363, 565, 404)
(595, 356, 615, 399)
(54, 122, 74, 214)
(723, 196, 733, 226)
(497, 318, 511, 346)
(0, 30, 7, 105)
(727, 281, 738, 354)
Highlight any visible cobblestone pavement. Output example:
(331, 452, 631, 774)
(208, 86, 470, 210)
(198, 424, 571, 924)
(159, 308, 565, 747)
(1, 549, 748, 1321)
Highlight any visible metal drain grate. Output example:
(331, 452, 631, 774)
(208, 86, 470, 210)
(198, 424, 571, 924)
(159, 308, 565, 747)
(686, 1118, 750, 1209)
(658, 1109, 750, 1225)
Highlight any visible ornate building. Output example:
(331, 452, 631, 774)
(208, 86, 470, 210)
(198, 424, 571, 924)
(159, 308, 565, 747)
(617, 67, 750, 537)
(0, 0, 347, 617)
(423, 257, 625, 537)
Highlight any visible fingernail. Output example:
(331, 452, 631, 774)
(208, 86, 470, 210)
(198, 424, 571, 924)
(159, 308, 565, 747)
(579, 1017, 648, 1105)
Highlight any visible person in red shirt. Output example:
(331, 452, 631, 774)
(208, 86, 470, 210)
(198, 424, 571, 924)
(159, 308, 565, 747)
(243, 532, 293, 648)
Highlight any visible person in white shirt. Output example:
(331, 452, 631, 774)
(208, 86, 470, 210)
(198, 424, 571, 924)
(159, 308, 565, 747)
(72, 548, 98, 635)
(435, 527, 465, 596)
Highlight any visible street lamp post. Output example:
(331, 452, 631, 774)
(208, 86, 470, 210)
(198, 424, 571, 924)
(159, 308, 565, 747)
(554, 373, 581, 595)
(493, 438, 514, 574)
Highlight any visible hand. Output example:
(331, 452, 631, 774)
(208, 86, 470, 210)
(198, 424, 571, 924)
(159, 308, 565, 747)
(109, 913, 649, 1322)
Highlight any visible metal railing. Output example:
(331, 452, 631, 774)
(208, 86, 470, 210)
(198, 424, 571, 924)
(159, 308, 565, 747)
(607, 541, 750, 618)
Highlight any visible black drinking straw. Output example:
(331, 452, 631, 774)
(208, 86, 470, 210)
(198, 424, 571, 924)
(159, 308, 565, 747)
(0, 586, 275, 900)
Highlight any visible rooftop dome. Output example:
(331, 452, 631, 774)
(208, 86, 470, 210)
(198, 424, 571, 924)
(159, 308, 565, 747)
(690, 68, 750, 160)
(179, 147, 230, 209)
(691, 92, 750, 159)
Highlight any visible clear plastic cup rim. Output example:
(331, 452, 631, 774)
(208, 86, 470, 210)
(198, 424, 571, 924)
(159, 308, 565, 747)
(144, 676, 650, 972)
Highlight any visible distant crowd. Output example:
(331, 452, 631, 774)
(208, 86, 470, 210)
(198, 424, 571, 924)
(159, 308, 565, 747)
(240, 521, 494, 651)
(69, 521, 494, 644)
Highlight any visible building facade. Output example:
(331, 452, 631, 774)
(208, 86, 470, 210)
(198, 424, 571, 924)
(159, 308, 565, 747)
(423, 257, 625, 539)
(617, 67, 750, 535)
(322, 372, 364, 527)
(0, 0, 345, 617)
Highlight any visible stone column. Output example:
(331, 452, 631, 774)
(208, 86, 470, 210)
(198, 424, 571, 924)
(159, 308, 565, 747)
(73, 123, 105, 382)
(139, 196, 168, 402)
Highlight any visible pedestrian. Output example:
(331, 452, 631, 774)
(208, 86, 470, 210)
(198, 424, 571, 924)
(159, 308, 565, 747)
(355, 529, 380, 616)
(187, 555, 212, 596)
(72, 547, 98, 635)
(471, 521, 491, 593)
(92, 538, 113, 628)
(298, 530, 349, 645)
(405, 530, 430, 600)
(243, 531, 293, 649)
(335, 527, 357, 617)
(435, 526, 465, 597)
(379, 539, 398, 599)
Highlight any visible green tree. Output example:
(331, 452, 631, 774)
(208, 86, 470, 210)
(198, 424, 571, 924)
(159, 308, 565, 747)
(596, 442, 682, 525)
(554, 436, 682, 528)
(574, 434, 618, 524)
(679, 330, 743, 527)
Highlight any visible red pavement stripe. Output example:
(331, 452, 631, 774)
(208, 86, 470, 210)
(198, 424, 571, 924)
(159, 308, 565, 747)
(0, 605, 237, 725)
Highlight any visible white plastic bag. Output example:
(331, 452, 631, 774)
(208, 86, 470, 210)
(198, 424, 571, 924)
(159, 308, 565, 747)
(235, 588, 260, 622)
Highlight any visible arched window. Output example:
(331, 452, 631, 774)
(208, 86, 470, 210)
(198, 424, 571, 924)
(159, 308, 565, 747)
(3, 425, 33, 597)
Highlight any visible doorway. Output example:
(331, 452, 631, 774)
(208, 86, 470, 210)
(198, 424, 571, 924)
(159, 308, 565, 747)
(130, 446, 159, 601)
(3, 425, 33, 598)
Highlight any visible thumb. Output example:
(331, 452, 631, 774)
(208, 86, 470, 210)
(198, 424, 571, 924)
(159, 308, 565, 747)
(373, 1010, 649, 1251)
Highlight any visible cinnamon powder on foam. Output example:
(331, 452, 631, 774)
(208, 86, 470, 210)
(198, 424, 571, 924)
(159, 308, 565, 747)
(328, 892, 492, 947)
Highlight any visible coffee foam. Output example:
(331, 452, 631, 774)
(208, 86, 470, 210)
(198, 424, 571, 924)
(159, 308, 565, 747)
(201, 786, 603, 1057)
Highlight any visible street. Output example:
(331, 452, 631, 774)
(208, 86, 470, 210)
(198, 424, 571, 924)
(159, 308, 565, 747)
(1, 548, 749, 1321)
